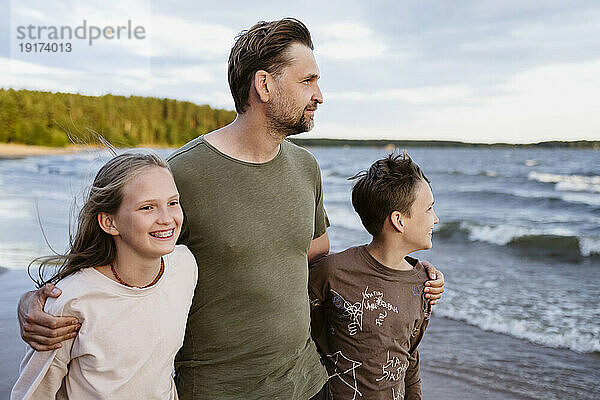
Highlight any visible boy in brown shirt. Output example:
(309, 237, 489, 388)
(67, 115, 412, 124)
(309, 152, 439, 400)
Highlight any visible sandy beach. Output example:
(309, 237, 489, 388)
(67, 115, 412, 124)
(0, 143, 91, 159)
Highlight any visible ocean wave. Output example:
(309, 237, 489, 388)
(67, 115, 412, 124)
(0, 199, 33, 220)
(321, 169, 353, 184)
(326, 207, 363, 232)
(435, 221, 600, 258)
(528, 172, 600, 194)
(451, 187, 600, 209)
(0, 242, 49, 270)
(435, 305, 600, 354)
(560, 192, 600, 207)
(445, 169, 501, 178)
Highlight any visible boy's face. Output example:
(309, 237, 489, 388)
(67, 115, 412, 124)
(402, 180, 439, 251)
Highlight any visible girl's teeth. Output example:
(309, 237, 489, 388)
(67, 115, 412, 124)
(152, 230, 173, 238)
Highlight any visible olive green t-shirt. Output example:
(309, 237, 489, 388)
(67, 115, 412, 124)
(168, 137, 329, 399)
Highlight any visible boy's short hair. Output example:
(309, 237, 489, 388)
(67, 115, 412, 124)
(350, 151, 430, 236)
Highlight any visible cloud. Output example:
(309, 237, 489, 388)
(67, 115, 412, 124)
(153, 65, 214, 85)
(308, 58, 600, 143)
(314, 22, 386, 60)
(327, 85, 473, 104)
(12, 7, 45, 20)
(149, 16, 236, 59)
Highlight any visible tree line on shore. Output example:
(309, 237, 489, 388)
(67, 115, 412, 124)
(289, 138, 600, 148)
(1, 88, 597, 149)
(0, 89, 236, 147)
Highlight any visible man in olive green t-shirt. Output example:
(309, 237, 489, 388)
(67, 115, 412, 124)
(17, 18, 445, 400)
(167, 19, 333, 399)
(168, 136, 330, 399)
(167, 18, 444, 399)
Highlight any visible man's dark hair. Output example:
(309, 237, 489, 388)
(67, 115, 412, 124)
(350, 151, 430, 236)
(228, 18, 314, 114)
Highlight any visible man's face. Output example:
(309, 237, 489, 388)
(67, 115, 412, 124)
(266, 42, 323, 136)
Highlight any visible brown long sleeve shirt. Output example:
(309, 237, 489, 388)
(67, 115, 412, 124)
(309, 246, 431, 400)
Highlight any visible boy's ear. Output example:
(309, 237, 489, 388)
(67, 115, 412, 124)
(390, 211, 405, 233)
(253, 70, 274, 103)
(98, 213, 119, 236)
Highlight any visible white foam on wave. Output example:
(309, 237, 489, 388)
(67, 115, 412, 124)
(560, 192, 600, 207)
(460, 221, 573, 246)
(458, 222, 600, 257)
(0, 242, 49, 270)
(0, 198, 32, 220)
(580, 237, 600, 257)
(327, 206, 363, 231)
(528, 171, 600, 193)
(435, 304, 600, 353)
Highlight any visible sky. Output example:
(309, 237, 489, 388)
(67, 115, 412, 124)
(1, 0, 599, 143)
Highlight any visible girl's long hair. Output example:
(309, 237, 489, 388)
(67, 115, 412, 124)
(29, 152, 169, 287)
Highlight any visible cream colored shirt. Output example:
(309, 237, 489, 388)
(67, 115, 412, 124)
(11, 245, 198, 400)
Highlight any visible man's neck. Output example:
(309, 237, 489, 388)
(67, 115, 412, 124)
(204, 113, 284, 163)
(366, 237, 414, 271)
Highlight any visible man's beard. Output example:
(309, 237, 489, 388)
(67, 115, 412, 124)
(266, 94, 316, 138)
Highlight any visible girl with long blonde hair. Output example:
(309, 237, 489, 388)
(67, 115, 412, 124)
(12, 153, 197, 400)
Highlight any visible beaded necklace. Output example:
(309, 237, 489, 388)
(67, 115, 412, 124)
(110, 258, 165, 288)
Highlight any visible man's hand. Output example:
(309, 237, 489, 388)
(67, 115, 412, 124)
(421, 261, 445, 305)
(18, 284, 80, 351)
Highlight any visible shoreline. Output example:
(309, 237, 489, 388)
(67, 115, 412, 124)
(0, 143, 91, 159)
(0, 143, 181, 160)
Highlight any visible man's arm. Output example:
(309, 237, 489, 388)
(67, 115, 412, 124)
(18, 284, 80, 351)
(308, 231, 329, 265)
(421, 261, 445, 305)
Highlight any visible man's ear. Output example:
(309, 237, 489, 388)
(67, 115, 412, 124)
(390, 211, 405, 233)
(98, 213, 119, 236)
(253, 70, 274, 103)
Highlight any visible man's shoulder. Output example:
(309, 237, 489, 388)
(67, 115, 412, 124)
(282, 140, 318, 165)
(167, 136, 207, 164)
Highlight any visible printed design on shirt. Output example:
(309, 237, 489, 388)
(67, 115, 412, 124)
(331, 289, 363, 335)
(362, 286, 399, 326)
(375, 350, 409, 382)
(392, 385, 404, 400)
(375, 310, 387, 327)
(330, 286, 400, 334)
(326, 351, 363, 400)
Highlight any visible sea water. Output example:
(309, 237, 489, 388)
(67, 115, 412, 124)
(0, 146, 598, 398)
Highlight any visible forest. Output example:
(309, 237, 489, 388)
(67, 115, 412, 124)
(0, 89, 236, 147)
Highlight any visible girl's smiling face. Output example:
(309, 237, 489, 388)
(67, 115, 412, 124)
(108, 166, 183, 261)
